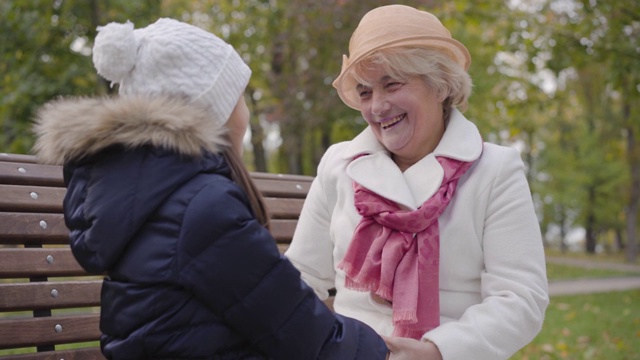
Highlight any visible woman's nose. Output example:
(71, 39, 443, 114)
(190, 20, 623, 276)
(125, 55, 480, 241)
(371, 91, 390, 116)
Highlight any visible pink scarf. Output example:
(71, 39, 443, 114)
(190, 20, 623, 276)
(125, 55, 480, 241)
(338, 156, 475, 339)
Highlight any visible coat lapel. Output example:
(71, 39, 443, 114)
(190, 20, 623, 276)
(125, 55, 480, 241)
(341, 109, 483, 210)
(347, 152, 416, 209)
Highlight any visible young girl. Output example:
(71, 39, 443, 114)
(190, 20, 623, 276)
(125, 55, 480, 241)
(33, 18, 388, 360)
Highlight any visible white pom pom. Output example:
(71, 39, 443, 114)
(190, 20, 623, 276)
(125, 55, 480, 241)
(92, 21, 138, 82)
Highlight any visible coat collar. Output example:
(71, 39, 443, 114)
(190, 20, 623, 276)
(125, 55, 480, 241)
(33, 95, 228, 165)
(343, 109, 483, 209)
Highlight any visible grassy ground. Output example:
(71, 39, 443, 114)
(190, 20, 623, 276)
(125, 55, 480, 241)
(545, 247, 633, 264)
(512, 250, 640, 359)
(514, 289, 640, 360)
(546, 261, 640, 280)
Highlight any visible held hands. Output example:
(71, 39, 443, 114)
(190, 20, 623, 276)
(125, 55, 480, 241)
(382, 335, 443, 360)
(372, 292, 442, 359)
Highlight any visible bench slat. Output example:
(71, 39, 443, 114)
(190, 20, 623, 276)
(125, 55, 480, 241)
(0, 213, 68, 244)
(0, 185, 65, 213)
(0, 218, 296, 280)
(252, 177, 313, 198)
(0, 188, 305, 217)
(0, 161, 64, 187)
(0, 280, 102, 311)
(263, 197, 304, 219)
(0, 212, 298, 246)
(0, 153, 38, 164)
(0, 314, 100, 349)
(0, 248, 87, 278)
(270, 219, 297, 243)
(0, 160, 313, 197)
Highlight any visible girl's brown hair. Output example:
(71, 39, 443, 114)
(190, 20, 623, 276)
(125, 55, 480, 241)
(223, 147, 271, 230)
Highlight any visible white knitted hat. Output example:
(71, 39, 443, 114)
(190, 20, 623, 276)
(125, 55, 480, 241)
(92, 18, 251, 125)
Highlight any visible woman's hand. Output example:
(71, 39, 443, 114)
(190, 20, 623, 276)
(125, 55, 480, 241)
(382, 335, 443, 360)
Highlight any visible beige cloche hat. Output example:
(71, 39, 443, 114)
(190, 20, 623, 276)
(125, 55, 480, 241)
(333, 5, 471, 110)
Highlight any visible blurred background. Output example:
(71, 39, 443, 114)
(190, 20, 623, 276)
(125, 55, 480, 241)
(1, 1, 639, 358)
(1, 1, 638, 260)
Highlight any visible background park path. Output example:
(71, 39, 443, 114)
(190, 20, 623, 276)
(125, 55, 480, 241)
(545, 256, 640, 296)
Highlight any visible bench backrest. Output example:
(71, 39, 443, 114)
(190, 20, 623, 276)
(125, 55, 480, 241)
(0, 153, 313, 359)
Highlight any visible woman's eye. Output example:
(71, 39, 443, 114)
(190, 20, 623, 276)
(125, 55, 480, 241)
(359, 89, 372, 99)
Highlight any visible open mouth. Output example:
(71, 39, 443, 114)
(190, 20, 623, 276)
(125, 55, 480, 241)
(380, 114, 406, 130)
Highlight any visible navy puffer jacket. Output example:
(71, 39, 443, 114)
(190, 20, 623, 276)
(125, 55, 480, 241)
(32, 96, 388, 360)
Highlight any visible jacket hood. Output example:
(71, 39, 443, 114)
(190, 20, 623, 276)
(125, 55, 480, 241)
(33, 95, 229, 165)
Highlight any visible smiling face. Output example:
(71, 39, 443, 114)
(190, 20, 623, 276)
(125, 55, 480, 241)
(356, 63, 446, 170)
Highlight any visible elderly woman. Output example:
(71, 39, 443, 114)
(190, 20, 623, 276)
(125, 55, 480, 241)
(285, 5, 549, 360)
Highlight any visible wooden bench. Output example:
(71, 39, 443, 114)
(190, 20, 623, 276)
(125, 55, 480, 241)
(0, 152, 313, 359)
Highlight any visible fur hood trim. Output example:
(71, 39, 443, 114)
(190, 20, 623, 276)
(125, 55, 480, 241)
(33, 96, 228, 165)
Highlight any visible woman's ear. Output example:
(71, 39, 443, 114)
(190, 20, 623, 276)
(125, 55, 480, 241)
(437, 89, 448, 103)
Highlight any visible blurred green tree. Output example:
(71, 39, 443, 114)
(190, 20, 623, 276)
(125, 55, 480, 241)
(0, 0, 165, 153)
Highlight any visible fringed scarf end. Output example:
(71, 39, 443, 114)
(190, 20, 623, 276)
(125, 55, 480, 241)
(340, 261, 382, 292)
(393, 308, 418, 323)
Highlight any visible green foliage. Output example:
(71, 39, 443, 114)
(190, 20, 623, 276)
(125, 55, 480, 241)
(1, 0, 639, 256)
(489, 0, 639, 256)
(1, 1, 88, 153)
(0, 0, 164, 153)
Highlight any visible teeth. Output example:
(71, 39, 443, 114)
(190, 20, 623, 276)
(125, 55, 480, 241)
(381, 114, 405, 129)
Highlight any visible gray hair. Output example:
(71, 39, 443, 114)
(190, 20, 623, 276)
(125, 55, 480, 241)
(351, 47, 472, 121)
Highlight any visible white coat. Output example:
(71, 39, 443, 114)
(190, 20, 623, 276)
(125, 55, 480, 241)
(286, 109, 549, 360)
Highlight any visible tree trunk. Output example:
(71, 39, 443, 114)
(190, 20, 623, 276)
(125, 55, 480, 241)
(615, 228, 625, 251)
(250, 121, 267, 172)
(624, 121, 639, 264)
(585, 187, 597, 254)
(246, 87, 267, 172)
(559, 205, 568, 253)
(283, 114, 304, 174)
